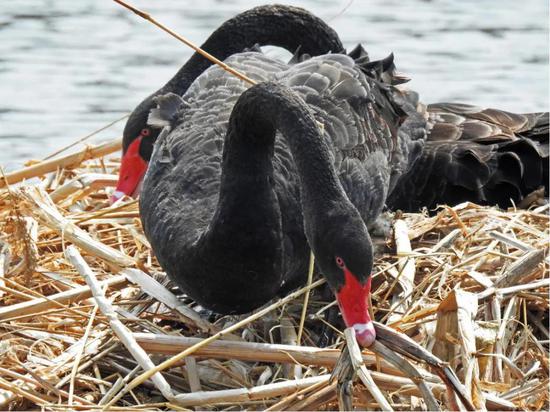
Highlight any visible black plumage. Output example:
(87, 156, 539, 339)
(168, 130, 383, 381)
(121, 4, 344, 161)
(387, 103, 549, 211)
(140, 52, 408, 313)
(120, 5, 548, 322)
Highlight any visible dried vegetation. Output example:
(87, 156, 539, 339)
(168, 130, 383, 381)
(0, 138, 547, 410)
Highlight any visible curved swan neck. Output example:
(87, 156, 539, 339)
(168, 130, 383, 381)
(192, 82, 349, 313)
(164, 5, 344, 93)
(219, 82, 346, 221)
(123, 5, 343, 155)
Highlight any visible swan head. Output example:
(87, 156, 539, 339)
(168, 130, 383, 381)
(113, 92, 182, 203)
(310, 207, 375, 347)
(111, 109, 158, 203)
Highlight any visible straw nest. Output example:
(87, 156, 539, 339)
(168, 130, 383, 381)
(0, 138, 547, 411)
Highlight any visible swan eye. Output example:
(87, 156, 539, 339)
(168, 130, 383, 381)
(335, 256, 345, 268)
(141, 128, 150, 137)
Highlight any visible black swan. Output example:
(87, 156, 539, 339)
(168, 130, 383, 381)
(138, 41, 428, 348)
(112, 5, 344, 202)
(117, 6, 548, 347)
(387, 101, 548, 211)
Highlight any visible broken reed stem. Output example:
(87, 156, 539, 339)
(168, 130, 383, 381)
(344, 328, 393, 411)
(0, 275, 127, 321)
(0, 376, 49, 407)
(68, 304, 99, 406)
(105, 277, 326, 408)
(17, 186, 135, 267)
(65, 246, 175, 402)
(0, 365, 95, 407)
(371, 340, 440, 411)
(264, 378, 330, 411)
(0, 139, 121, 188)
(387, 218, 415, 325)
(133, 332, 380, 368)
(171, 375, 329, 407)
(74, 199, 139, 225)
(373, 321, 476, 410)
(122, 268, 219, 334)
(297, 252, 315, 344)
(113, 0, 256, 86)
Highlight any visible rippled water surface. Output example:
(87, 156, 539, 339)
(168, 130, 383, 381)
(1, 0, 548, 170)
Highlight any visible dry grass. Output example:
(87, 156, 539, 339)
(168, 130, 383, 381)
(0, 137, 547, 410)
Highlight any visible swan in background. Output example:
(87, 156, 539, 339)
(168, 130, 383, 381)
(112, 5, 344, 202)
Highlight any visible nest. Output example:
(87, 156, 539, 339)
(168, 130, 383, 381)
(0, 138, 547, 411)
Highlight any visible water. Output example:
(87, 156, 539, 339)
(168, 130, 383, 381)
(1, 0, 548, 171)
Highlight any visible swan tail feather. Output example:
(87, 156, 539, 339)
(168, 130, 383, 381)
(387, 105, 549, 211)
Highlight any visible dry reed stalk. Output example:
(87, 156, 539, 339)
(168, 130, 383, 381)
(134, 332, 381, 368)
(0, 274, 127, 321)
(289, 381, 337, 410)
(113, 0, 256, 86)
(296, 252, 315, 345)
(279, 317, 301, 379)
(387, 218, 416, 324)
(0, 365, 95, 407)
(171, 375, 330, 407)
(264, 378, 330, 411)
(17, 187, 135, 267)
(0, 376, 52, 407)
(371, 340, 440, 411)
(49, 174, 118, 203)
(0, 139, 120, 188)
(65, 246, 175, 401)
(439, 289, 486, 409)
(68, 303, 99, 406)
(343, 327, 393, 411)
(122, 268, 218, 334)
(104, 277, 327, 408)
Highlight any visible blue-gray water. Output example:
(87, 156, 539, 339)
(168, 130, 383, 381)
(1, 0, 548, 171)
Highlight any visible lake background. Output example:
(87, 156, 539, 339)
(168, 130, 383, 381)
(1, 0, 548, 171)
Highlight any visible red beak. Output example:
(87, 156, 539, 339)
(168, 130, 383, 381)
(335, 271, 376, 347)
(111, 136, 148, 203)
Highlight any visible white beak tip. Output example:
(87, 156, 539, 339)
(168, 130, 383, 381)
(353, 322, 376, 347)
